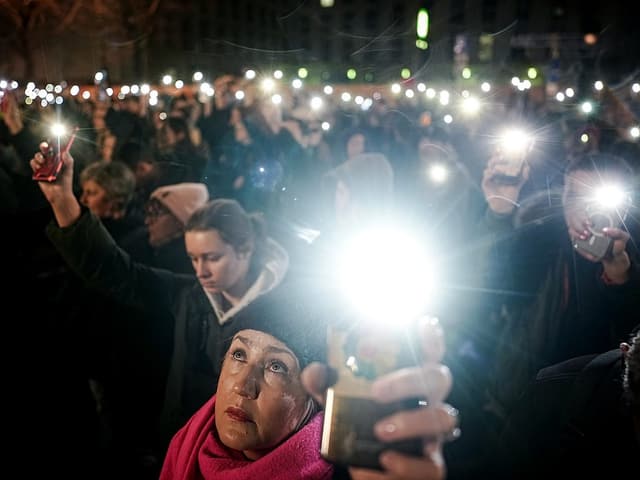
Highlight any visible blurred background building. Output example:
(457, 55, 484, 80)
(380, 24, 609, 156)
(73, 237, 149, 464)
(1, 0, 638, 86)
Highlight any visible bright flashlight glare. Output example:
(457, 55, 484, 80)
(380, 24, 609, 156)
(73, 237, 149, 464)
(338, 229, 434, 324)
(499, 129, 532, 155)
(594, 185, 627, 209)
(261, 78, 275, 92)
(310, 96, 323, 110)
(461, 96, 481, 115)
(630, 126, 640, 139)
(581, 101, 593, 114)
(429, 163, 448, 183)
(50, 123, 67, 137)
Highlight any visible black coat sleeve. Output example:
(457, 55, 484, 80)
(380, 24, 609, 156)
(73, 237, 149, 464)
(45, 209, 193, 317)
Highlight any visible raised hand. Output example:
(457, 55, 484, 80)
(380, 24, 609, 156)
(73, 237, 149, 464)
(481, 153, 530, 215)
(301, 317, 458, 480)
(29, 144, 81, 227)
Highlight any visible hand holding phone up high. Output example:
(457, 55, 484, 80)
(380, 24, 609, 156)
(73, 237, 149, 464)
(481, 152, 531, 216)
(29, 141, 82, 228)
(301, 317, 458, 480)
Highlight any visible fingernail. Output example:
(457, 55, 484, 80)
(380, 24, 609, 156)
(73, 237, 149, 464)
(375, 421, 397, 437)
(445, 406, 459, 418)
(379, 451, 394, 469)
(443, 427, 462, 443)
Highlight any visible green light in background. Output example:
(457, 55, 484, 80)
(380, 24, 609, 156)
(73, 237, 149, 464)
(347, 68, 357, 80)
(416, 39, 429, 50)
(462, 67, 471, 79)
(417, 8, 429, 39)
(527, 67, 538, 79)
(298, 67, 309, 79)
(401, 68, 411, 79)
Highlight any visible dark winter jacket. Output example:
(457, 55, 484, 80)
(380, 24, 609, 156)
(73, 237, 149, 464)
(46, 209, 291, 447)
(480, 190, 640, 415)
(489, 346, 639, 479)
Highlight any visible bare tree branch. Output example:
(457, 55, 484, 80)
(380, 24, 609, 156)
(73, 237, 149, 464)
(0, 0, 25, 28)
(55, 0, 84, 33)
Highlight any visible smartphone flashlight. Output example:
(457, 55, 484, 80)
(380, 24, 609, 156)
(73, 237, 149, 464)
(573, 184, 632, 260)
(33, 126, 79, 182)
(321, 227, 435, 470)
(498, 128, 533, 156)
(428, 163, 449, 184)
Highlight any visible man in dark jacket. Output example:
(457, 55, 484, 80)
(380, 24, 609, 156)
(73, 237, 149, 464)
(489, 326, 640, 479)
(480, 151, 639, 418)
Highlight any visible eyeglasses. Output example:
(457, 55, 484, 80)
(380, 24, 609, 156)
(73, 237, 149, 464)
(144, 200, 171, 219)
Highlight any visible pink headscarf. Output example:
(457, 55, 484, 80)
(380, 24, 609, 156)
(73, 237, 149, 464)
(160, 395, 334, 480)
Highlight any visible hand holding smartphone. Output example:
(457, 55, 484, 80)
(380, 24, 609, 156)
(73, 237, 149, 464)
(573, 203, 629, 261)
(32, 126, 79, 182)
(0, 91, 8, 115)
(320, 324, 424, 470)
(491, 128, 534, 184)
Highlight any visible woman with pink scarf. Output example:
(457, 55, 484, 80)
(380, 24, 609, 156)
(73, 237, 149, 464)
(160, 327, 332, 480)
(160, 312, 457, 480)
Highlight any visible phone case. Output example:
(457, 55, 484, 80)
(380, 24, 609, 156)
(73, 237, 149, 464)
(573, 209, 615, 261)
(320, 324, 423, 470)
(32, 127, 78, 182)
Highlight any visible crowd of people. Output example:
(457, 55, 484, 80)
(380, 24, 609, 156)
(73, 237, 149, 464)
(1, 70, 639, 479)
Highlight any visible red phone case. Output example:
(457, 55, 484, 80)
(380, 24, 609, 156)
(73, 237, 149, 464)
(32, 127, 79, 182)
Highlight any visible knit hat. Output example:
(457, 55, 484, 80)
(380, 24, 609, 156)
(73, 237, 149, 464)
(324, 153, 394, 208)
(150, 182, 209, 226)
(221, 287, 328, 370)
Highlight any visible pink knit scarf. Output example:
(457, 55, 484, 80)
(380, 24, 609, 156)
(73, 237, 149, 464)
(160, 395, 334, 480)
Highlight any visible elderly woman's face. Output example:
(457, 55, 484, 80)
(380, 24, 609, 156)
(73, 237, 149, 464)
(215, 329, 310, 460)
(80, 179, 117, 218)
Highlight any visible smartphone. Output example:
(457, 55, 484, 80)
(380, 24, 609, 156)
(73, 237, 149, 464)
(573, 205, 623, 261)
(0, 90, 9, 117)
(32, 127, 79, 182)
(320, 323, 424, 470)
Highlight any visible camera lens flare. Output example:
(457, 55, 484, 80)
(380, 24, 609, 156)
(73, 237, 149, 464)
(428, 163, 449, 183)
(593, 185, 628, 209)
(461, 96, 481, 115)
(499, 128, 533, 155)
(50, 123, 67, 137)
(338, 228, 435, 325)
